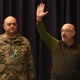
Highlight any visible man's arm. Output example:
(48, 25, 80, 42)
(36, 3, 59, 53)
(27, 42, 36, 80)
(36, 20, 59, 53)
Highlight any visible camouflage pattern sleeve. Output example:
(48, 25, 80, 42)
(26, 41, 37, 80)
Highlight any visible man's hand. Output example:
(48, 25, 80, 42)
(36, 3, 48, 21)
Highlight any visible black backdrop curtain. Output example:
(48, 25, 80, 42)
(0, 0, 80, 80)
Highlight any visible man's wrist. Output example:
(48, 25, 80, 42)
(36, 17, 42, 21)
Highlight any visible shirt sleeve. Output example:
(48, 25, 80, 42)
(36, 21, 59, 53)
(27, 42, 36, 80)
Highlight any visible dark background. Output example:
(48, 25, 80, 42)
(0, 0, 80, 80)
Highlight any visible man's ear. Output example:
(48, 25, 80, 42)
(3, 24, 5, 30)
(72, 31, 76, 36)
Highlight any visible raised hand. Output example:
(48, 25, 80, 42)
(36, 3, 48, 21)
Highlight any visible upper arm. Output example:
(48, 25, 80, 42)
(36, 21, 59, 53)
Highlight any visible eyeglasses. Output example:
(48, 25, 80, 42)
(61, 29, 74, 33)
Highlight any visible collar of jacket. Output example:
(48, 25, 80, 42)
(61, 40, 78, 48)
(0, 33, 23, 43)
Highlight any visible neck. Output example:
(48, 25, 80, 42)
(6, 33, 17, 39)
(65, 39, 74, 45)
(66, 41, 74, 45)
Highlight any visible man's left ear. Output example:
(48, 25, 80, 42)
(72, 31, 76, 36)
(3, 24, 5, 29)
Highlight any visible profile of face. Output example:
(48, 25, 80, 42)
(61, 23, 75, 44)
(3, 16, 17, 36)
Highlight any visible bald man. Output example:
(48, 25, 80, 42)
(0, 16, 36, 80)
(36, 3, 80, 80)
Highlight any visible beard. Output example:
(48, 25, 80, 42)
(62, 38, 68, 43)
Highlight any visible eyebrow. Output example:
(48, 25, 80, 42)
(7, 23, 17, 26)
(61, 29, 74, 30)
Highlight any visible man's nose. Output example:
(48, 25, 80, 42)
(10, 24, 14, 27)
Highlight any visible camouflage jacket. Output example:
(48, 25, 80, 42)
(0, 33, 36, 80)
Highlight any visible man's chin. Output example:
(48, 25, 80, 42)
(62, 39, 67, 43)
(9, 31, 17, 33)
(8, 32, 17, 35)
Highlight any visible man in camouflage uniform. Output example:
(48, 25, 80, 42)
(0, 16, 36, 80)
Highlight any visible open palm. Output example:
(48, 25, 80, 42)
(36, 3, 48, 21)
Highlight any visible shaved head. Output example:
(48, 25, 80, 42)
(4, 16, 17, 24)
(61, 23, 76, 45)
(61, 23, 75, 31)
(3, 16, 18, 38)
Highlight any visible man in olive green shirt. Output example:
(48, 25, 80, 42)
(0, 16, 36, 80)
(36, 3, 80, 80)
